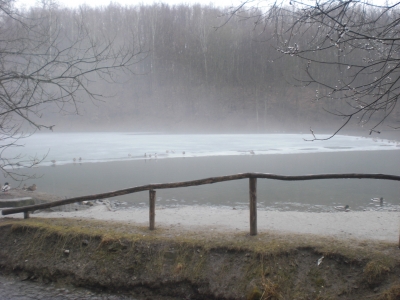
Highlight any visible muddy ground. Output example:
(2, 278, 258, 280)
(0, 218, 400, 300)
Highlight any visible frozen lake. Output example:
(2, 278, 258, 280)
(4, 132, 400, 167)
(4, 133, 400, 212)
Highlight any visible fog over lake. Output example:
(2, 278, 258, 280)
(6, 133, 400, 212)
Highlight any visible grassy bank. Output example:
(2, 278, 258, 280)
(0, 218, 399, 299)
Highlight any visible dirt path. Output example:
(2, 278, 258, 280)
(1, 188, 399, 243)
(4, 204, 398, 243)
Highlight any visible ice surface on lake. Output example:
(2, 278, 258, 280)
(3, 132, 399, 168)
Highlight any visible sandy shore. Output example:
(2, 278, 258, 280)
(3, 205, 398, 243)
(1, 189, 399, 243)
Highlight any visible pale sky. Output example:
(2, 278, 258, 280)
(17, 0, 244, 9)
(16, 0, 390, 11)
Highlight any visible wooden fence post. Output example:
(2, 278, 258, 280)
(23, 211, 30, 219)
(149, 190, 156, 230)
(249, 177, 257, 236)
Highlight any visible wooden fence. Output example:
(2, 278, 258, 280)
(2, 173, 400, 239)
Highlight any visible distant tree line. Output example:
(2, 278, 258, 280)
(11, 2, 400, 134)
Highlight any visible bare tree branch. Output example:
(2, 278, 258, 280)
(230, 0, 400, 139)
(0, 1, 141, 180)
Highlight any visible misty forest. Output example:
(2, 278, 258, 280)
(3, 0, 400, 136)
(2, 3, 400, 298)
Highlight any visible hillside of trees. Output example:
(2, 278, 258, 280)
(15, 2, 400, 134)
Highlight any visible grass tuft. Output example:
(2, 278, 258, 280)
(379, 283, 400, 300)
(363, 259, 392, 285)
(261, 278, 282, 299)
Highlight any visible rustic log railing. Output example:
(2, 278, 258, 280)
(2, 173, 400, 239)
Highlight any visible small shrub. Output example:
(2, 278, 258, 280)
(364, 260, 391, 285)
(379, 283, 400, 300)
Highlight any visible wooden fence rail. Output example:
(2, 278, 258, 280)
(2, 173, 400, 239)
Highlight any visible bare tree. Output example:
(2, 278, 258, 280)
(230, 0, 400, 139)
(0, 0, 140, 180)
